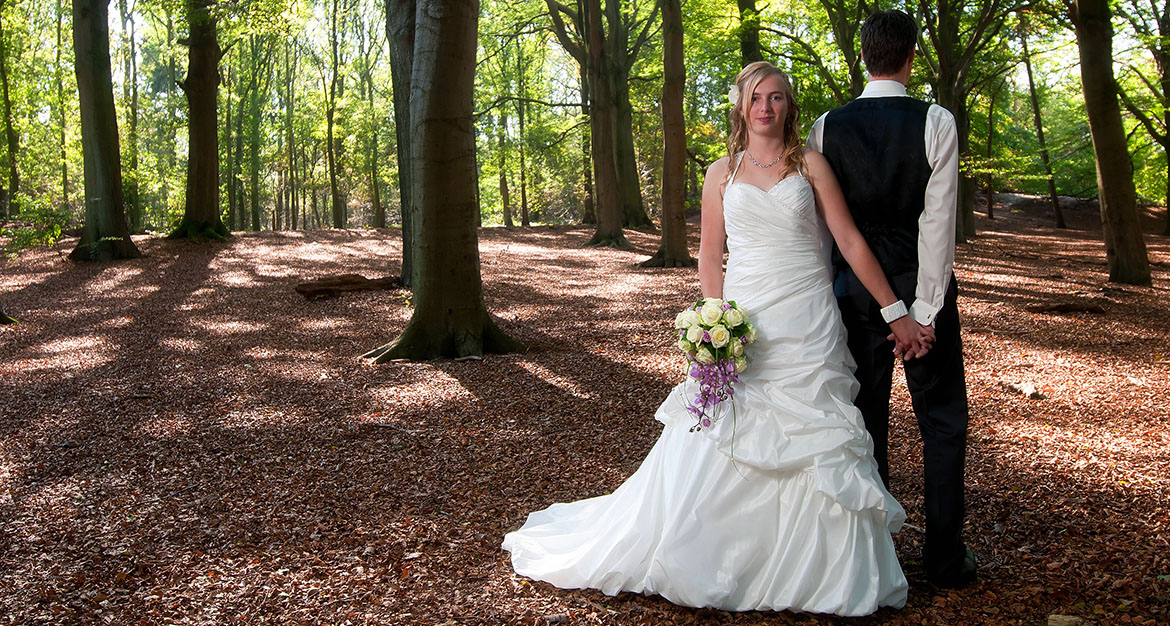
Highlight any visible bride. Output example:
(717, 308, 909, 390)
(502, 62, 935, 616)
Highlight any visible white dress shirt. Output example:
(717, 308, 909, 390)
(806, 80, 959, 327)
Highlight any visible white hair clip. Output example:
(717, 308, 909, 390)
(728, 85, 740, 106)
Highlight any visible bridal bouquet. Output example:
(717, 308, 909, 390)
(673, 298, 757, 431)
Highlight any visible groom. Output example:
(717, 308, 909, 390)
(806, 9, 976, 588)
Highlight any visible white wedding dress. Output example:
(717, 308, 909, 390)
(502, 160, 908, 615)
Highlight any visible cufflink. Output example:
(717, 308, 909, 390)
(880, 300, 908, 323)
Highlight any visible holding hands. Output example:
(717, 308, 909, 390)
(888, 318, 935, 360)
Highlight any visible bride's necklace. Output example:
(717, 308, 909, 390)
(746, 150, 783, 168)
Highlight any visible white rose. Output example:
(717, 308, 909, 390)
(735, 303, 749, 319)
(674, 311, 690, 329)
(722, 308, 744, 327)
(729, 340, 744, 357)
(700, 299, 724, 325)
(744, 324, 758, 344)
(708, 325, 731, 348)
(695, 347, 716, 365)
(686, 325, 704, 344)
(677, 339, 694, 353)
(683, 309, 702, 327)
(734, 355, 748, 372)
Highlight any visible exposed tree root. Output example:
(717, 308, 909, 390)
(638, 247, 696, 268)
(584, 232, 632, 249)
(364, 314, 525, 363)
(167, 220, 231, 242)
(68, 238, 141, 262)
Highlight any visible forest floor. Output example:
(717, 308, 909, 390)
(1, 196, 1169, 625)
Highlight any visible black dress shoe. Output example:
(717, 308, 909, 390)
(929, 547, 977, 589)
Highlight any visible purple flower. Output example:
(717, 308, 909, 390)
(721, 302, 732, 311)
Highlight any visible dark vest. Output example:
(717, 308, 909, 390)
(821, 97, 933, 278)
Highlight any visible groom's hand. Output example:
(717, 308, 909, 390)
(888, 319, 934, 360)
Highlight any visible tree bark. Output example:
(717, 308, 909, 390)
(387, 0, 416, 287)
(327, 0, 345, 229)
(642, 0, 693, 268)
(499, 111, 514, 228)
(1021, 16, 1065, 228)
(735, 0, 764, 66)
(117, 0, 140, 232)
(57, 0, 69, 213)
(604, 0, 653, 228)
(578, 60, 595, 224)
(582, 0, 627, 246)
(364, 0, 524, 362)
(0, 2, 20, 218)
(69, 0, 139, 261)
(171, 0, 229, 241)
(1072, 0, 1152, 285)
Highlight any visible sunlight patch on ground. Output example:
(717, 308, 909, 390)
(96, 316, 134, 329)
(196, 320, 268, 335)
(514, 360, 596, 400)
(215, 270, 262, 287)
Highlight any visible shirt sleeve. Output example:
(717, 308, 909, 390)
(805, 112, 833, 274)
(806, 112, 827, 152)
(910, 104, 959, 326)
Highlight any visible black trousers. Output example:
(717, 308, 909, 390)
(835, 268, 969, 581)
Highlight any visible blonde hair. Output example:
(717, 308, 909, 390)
(725, 61, 804, 183)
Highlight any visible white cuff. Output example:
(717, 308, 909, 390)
(909, 300, 940, 326)
(880, 300, 908, 323)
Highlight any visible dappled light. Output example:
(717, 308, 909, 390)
(1, 206, 1167, 623)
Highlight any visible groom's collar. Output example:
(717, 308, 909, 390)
(859, 80, 909, 99)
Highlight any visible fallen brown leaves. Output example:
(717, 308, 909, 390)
(1, 199, 1167, 625)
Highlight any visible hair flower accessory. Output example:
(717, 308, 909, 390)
(727, 85, 740, 106)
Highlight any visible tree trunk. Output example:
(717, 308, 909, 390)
(579, 61, 594, 224)
(985, 80, 998, 220)
(499, 111, 513, 228)
(1072, 0, 1152, 285)
(735, 0, 764, 66)
(583, 0, 627, 246)
(0, 4, 20, 218)
(327, 0, 345, 229)
(171, 0, 229, 241)
(69, 0, 139, 261)
(387, 0, 416, 287)
(57, 0, 69, 213)
(117, 0, 141, 232)
(287, 45, 298, 231)
(1021, 19, 1065, 228)
(642, 0, 693, 268)
(248, 36, 270, 232)
(364, 0, 524, 362)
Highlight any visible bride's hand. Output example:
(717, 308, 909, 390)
(887, 318, 933, 360)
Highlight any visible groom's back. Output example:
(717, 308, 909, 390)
(821, 97, 932, 276)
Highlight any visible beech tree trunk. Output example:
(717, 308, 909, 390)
(1021, 17, 1065, 228)
(0, 3, 19, 219)
(1072, 0, 1152, 285)
(57, 0, 68, 213)
(387, 0, 416, 287)
(364, 0, 524, 362)
(582, 0, 626, 247)
(642, 0, 693, 268)
(171, 0, 229, 241)
(117, 0, 140, 232)
(735, 0, 763, 66)
(69, 0, 139, 261)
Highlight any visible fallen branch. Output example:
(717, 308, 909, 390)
(295, 274, 402, 300)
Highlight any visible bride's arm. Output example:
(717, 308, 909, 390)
(698, 158, 730, 299)
(804, 150, 935, 359)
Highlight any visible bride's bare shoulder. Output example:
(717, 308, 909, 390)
(704, 155, 732, 184)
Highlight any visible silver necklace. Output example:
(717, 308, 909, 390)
(746, 150, 783, 168)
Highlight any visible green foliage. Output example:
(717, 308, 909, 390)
(2, 192, 68, 257)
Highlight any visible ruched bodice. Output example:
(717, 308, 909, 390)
(503, 156, 908, 615)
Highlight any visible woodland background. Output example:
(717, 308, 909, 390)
(1, 0, 1169, 623)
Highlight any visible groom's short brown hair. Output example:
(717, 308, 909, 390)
(860, 10, 918, 77)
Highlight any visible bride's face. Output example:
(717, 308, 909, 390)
(745, 74, 789, 138)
